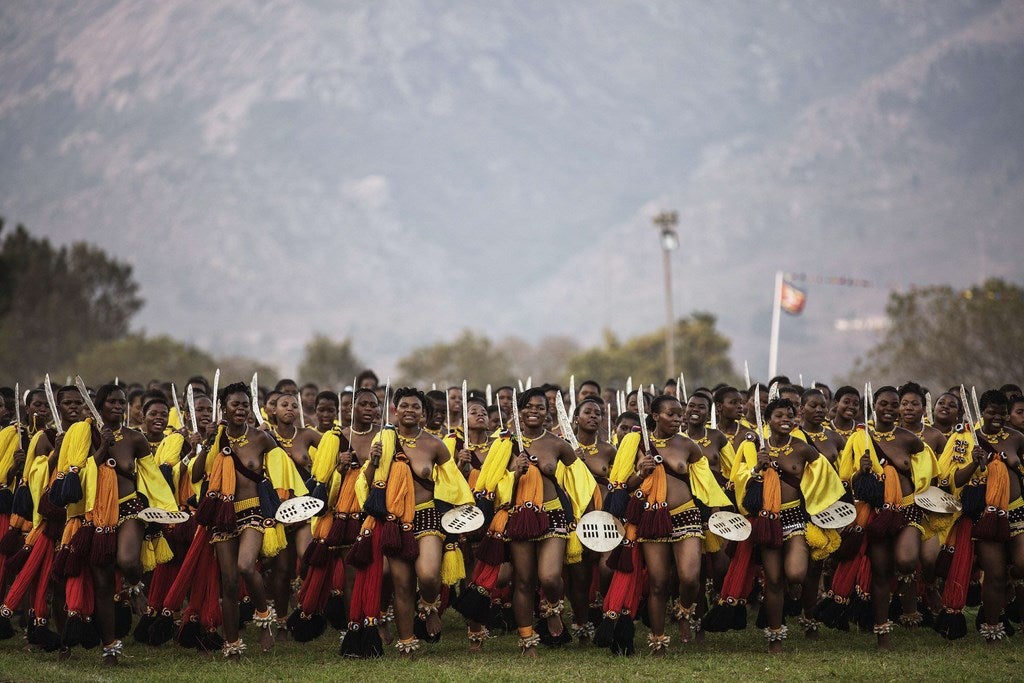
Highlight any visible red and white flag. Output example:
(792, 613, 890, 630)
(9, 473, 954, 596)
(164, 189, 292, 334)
(780, 280, 807, 315)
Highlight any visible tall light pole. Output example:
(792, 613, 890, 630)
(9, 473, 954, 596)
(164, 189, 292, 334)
(653, 211, 679, 382)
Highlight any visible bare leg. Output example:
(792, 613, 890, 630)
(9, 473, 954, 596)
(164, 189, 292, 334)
(566, 556, 593, 643)
(237, 528, 273, 651)
(390, 556, 417, 656)
(672, 537, 703, 643)
(641, 542, 672, 655)
(894, 526, 922, 624)
(117, 520, 146, 613)
(537, 536, 568, 638)
(760, 545, 784, 652)
(510, 540, 538, 656)
(415, 535, 443, 637)
(868, 539, 894, 648)
(215, 537, 241, 650)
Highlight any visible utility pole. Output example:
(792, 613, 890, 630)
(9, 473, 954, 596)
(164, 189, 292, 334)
(653, 211, 679, 382)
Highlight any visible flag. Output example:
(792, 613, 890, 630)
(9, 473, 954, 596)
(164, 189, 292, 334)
(780, 280, 807, 315)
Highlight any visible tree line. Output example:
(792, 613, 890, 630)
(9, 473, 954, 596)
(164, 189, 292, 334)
(2, 218, 1020, 391)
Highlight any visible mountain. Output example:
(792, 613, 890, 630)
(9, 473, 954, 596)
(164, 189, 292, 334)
(1, 0, 1021, 384)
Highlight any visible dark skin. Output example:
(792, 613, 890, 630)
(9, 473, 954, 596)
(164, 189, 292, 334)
(35, 392, 84, 636)
(273, 394, 322, 474)
(193, 390, 277, 652)
(89, 389, 151, 649)
(640, 398, 705, 647)
(269, 394, 320, 627)
(717, 390, 756, 453)
(315, 397, 339, 433)
(333, 391, 381, 638)
(685, 396, 730, 478)
(800, 394, 845, 466)
(931, 393, 961, 436)
(508, 394, 577, 655)
(853, 390, 927, 648)
(754, 406, 817, 651)
(685, 395, 732, 613)
(566, 400, 615, 640)
(365, 395, 451, 645)
(454, 401, 492, 477)
(960, 404, 1024, 630)
(899, 393, 946, 455)
(831, 393, 861, 435)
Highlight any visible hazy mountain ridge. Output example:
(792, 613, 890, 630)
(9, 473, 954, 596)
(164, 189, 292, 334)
(0, 1, 1020, 381)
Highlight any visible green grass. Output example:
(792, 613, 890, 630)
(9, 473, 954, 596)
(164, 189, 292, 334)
(0, 610, 1019, 682)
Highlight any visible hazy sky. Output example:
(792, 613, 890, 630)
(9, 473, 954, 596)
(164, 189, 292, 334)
(2, 1, 1021, 384)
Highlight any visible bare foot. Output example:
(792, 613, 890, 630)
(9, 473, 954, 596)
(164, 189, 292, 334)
(379, 623, 393, 646)
(677, 620, 692, 643)
(522, 645, 538, 658)
(876, 633, 893, 650)
(103, 654, 118, 666)
(651, 647, 667, 658)
(768, 641, 783, 654)
(469, 641, 483, 653)
(805, 628, 820, 640)
(546, 613, 563, 639)
(426, 611, 442, 639)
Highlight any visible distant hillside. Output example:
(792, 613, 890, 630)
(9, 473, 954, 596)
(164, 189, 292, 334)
(1, 0, 1020, 382)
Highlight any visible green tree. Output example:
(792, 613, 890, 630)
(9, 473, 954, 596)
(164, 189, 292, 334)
(297, 334, 362, 390)
(853, 278, 1024, 391)
(397, 330, 515, 388)
(568, 312, 738, 391)
(60, 334, 216, 389)
(0, 220, 143, 384)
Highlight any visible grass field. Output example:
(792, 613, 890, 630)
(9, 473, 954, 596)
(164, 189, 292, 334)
(0, 609, 1019, 682)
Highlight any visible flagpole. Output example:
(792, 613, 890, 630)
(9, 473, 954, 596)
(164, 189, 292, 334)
(768, 270, 783, 379)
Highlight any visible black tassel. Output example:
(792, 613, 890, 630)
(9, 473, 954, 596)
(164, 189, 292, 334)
(287, 609, 326, 642)
(147, 613, 175, 646)
(960, 485, 985, 521)
(114, 598, 132, 638)
(0, 486, 13, 514)
(476, 495, 495, 526)
(81, 618, 101, 649)
(593, 614, 616, 648)
(325, 594, 346, 630)
(852, 474, 884, 509)
(935, 610, 967, 640)
(814, 596, 850, 631)
(133, 613, 155, 645)
(339, 624, 365, 658)
(176, 620, 201, 648)
(27, 621, 62, 652)
(307, 481, 328, 510)
(364, 487, 389, 521)
(603, 489, 629, 519)
(704, 602, 746, 632)
(62, 469, 84, 505)
(453, 585, 492, 624)
(742, 478, 764, 514)
(61, 615, 86, 648)
(256, 479, 281, 519)
(360, 623, 384, 658)
(11, 485, 32, 519)
(611, 616, 635, 656)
